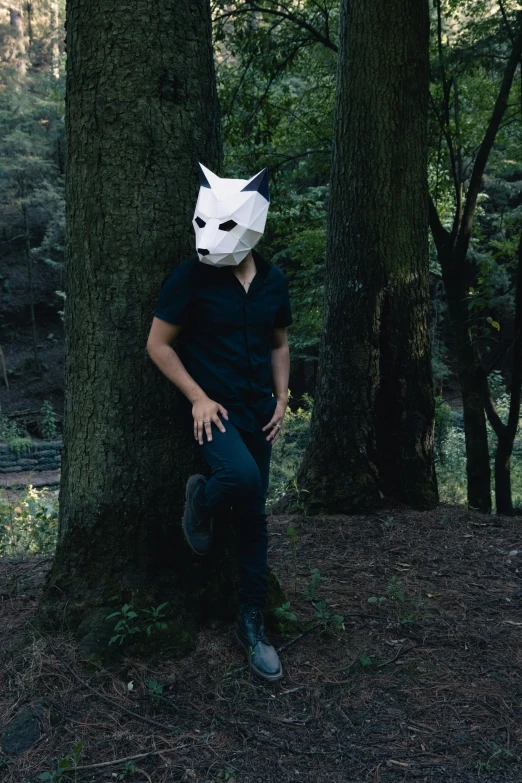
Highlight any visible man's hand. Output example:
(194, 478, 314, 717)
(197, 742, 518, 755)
(262, 398, 287, 444)
(192, 396, 228, 444)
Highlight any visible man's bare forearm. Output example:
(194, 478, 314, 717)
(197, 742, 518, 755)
(271, 344, 290, 402)
(147, 344, 208, 404)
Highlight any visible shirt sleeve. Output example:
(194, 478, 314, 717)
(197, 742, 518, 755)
(274, 277, 293, 327)
(153, 265, 193, 326)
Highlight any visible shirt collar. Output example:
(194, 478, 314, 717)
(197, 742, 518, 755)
(191, 248, 271, 290)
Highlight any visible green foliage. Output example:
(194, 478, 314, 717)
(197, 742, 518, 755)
(147, 679, 164, 698)
(311, 599, 344, 635)
(274, 601, 298, 634)
(38, 742, 83, 782)
(106, 604, 141, 646)
(115, 761, 136, 780)
(0, 34, 66, 316)
(0, 485, 59, 556)
(367, 580, 425, 625)
(267, 390, 312, 510)
(141, 602, 169, 636)
(386, 578, 405, 603)
(475, 742, 515, 773)
(0, 404, 32, 455)
(106, 602, 170, 647)
(303, 567, 327, 601)
(40, 400, 59, 440)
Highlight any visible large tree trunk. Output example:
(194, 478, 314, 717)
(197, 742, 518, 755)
(280, 0, 437, 514)
(38, 0, 258, 656)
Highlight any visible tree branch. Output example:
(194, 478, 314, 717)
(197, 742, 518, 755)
(214, 2, 338, 52)
(455, 17, 522, 263)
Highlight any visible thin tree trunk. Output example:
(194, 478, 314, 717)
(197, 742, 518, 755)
(38, 0, 247, 655)
(279, 0, 437, 514)
(9, 6, 27, 77)
(439, 246, 491, 512)
(50, 1, 60, 79)
(429, 9, 522, 513)
(21, 194, 42, 376)
(484, 230, 522, 515)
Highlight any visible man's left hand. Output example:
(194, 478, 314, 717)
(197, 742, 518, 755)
(262, 399, 287, 444)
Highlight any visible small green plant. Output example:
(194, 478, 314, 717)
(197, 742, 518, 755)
(106, 602, 170, 646)
(274, 601, 298, 634)
(476, 742, 514, 773)
(141, 601, 168, 635)
(106, 604, 142, 646)
(217, 766, 235, 781)
(39, 742, 83, 782)
(286, 524, 299, 595)
(359, 654, 374, 669)
(368, 580, 425, 624)
(147, 679, 164, 698)
(289, 478, 311, 513)
(386, 578, 405, 602)
(303, 567, 327, 601)
(40, 399, 58, 440)
(312, 600, 344, 634)
(115, 760, 136, 780)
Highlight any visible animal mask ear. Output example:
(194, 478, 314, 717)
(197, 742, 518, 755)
(240, 167, 270, 202)
(197, 162, 221, 189)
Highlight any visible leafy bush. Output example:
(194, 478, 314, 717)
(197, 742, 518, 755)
(0, 485, 59, 556)
(267, 390, 312, 510)
(0, 404, 33, 455)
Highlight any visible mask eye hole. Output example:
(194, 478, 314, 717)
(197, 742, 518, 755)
(195, 217, 206, 228)
(218, 220, 237, 232)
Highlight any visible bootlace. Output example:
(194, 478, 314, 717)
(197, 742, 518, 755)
(248, 608, 269, 645)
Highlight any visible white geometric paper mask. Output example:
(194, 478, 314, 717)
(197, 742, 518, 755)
(192, 162, 270, 267)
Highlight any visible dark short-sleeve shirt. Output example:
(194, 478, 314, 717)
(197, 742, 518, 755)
(153, 248, 292, 433)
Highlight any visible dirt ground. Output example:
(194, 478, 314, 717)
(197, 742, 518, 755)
(1, 503, 521, 783)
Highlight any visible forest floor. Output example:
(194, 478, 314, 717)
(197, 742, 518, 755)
(1, 503, 521, 783)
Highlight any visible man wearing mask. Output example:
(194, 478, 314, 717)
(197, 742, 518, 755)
(147, 163, 292, 682)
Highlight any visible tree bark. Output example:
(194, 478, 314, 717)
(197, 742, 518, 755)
(280, 0, 437, 514)
(38, 0, 265, 656)
(484, 230, 522, 515)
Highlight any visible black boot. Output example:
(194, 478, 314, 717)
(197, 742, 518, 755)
(234, 606, 282, 681)
(182, 474, 213, 556)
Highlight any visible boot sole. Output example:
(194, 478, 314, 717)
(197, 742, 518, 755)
(234, 628, 283, 682)
(182, 475, 212, 556)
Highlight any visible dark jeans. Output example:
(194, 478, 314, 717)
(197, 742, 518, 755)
(196, 413, 273, 609)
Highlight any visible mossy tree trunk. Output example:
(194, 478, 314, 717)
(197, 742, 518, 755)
(38, 0, 265, 656)
(279, 0, 438, 514)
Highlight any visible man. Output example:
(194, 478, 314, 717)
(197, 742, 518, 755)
(146, 163, 292, 681)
